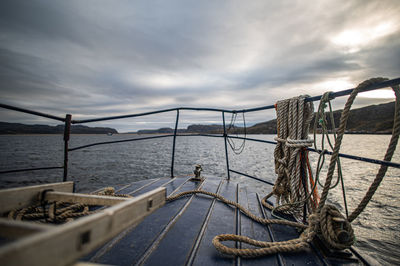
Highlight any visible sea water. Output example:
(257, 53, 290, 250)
(0, 134, 399, 265)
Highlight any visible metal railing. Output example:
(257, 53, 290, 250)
(1, 77, 399, 186)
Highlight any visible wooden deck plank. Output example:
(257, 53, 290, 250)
(129, 177, 172, 197)
(81, 176, 365, 266)
(238, 186, 279, 266)
(256, 193, 325, 266)
(192, 179, 237, 266)
(116, 178, 161, 195)
(141, 177, 222, 266)
(88, 177, 204, 265)
(161, 176, 188, 195)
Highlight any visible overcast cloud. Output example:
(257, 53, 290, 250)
(0, 0, 399, 132)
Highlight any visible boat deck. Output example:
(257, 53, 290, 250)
(81, 175, 365, 266)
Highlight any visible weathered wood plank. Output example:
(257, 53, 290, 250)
(86, 176, 201, 264)
(45, 191, 128, 206)
(129, 177, 173, 196)
(161, 176, 188, 195)
(239, 187, 279, 266)
(117, 178, 162, 195)
(192, 179, 237, 266)
(256, 193, 325, 266)
(0, 218, 54, 239)
(0, 187, 166, 266)
(142, 177, 222, 266)
(0, 182, 74, 214)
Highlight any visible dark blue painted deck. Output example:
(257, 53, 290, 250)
(82, 175, 366, 266)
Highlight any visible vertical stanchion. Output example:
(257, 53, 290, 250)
(222, 112, 230, 180)
(63, 114, 72, 182)
(171, 109, 180, 178)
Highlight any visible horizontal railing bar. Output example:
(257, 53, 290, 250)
(68, 133, 224, 152)
(68, 134, 174, 151)
(229, 169, 274, 186)
(0, 103, 66, 122)
(69, 131, 400, 169)
(0, 166, 64, 175)
(69, 77, 400, 123)
(228, 135, 277, 144)
(308, 147, 400, 169)
(72, 107, 243, 124)
(69, 133, 223, 151)
(228, 135, 400, 169)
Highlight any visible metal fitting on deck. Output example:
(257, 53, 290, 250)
(192, 164, 203, 181)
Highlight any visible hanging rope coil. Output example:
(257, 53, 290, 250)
(273, 95, 316, 218)
(227, 112, 247, 155)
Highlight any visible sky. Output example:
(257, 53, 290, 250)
(0, 0, 399, 132)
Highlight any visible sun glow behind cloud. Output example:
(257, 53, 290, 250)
(360, 89, 395, 98)
(331, 22, 397, 53)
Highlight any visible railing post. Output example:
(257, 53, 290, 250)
(171, 109, 180, 178)
(63, 114, 72, 182)
(222, 112, 230, 180)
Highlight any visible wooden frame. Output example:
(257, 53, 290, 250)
(44, 191, 127, 206)
(0, 219, 54, 239)
(0, 183, 166, 266)
(0, 182, 74, 214)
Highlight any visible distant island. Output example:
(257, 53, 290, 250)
(136, 101, 395, 135)
(0, 101, 394, 135)
(0, 123, 118, 134)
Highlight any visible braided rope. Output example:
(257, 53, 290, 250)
(167, 190, 306, 228)
(273, 95, 315, 218)
(318, 78, 400, 217)
(167, 189, 311, 257)
(167, 188, 354, 257)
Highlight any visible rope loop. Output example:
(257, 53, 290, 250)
(274, 137, 286, 143)
(285, 138, 313, 148)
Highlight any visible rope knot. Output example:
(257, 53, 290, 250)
(274, 137, 286, 143)
(285, 138, 313, 148)
(308, 205, 354, 250)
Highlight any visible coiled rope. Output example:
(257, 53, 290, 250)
(318, 78, 400, 223)
(167, 78, 400, 258)
(272, 95, 316, 218)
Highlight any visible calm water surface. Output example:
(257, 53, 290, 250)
(0, 134, 399, 265)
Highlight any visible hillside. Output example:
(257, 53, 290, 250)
(0, 122, 118, 134)
(136, 101, 395, 134)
